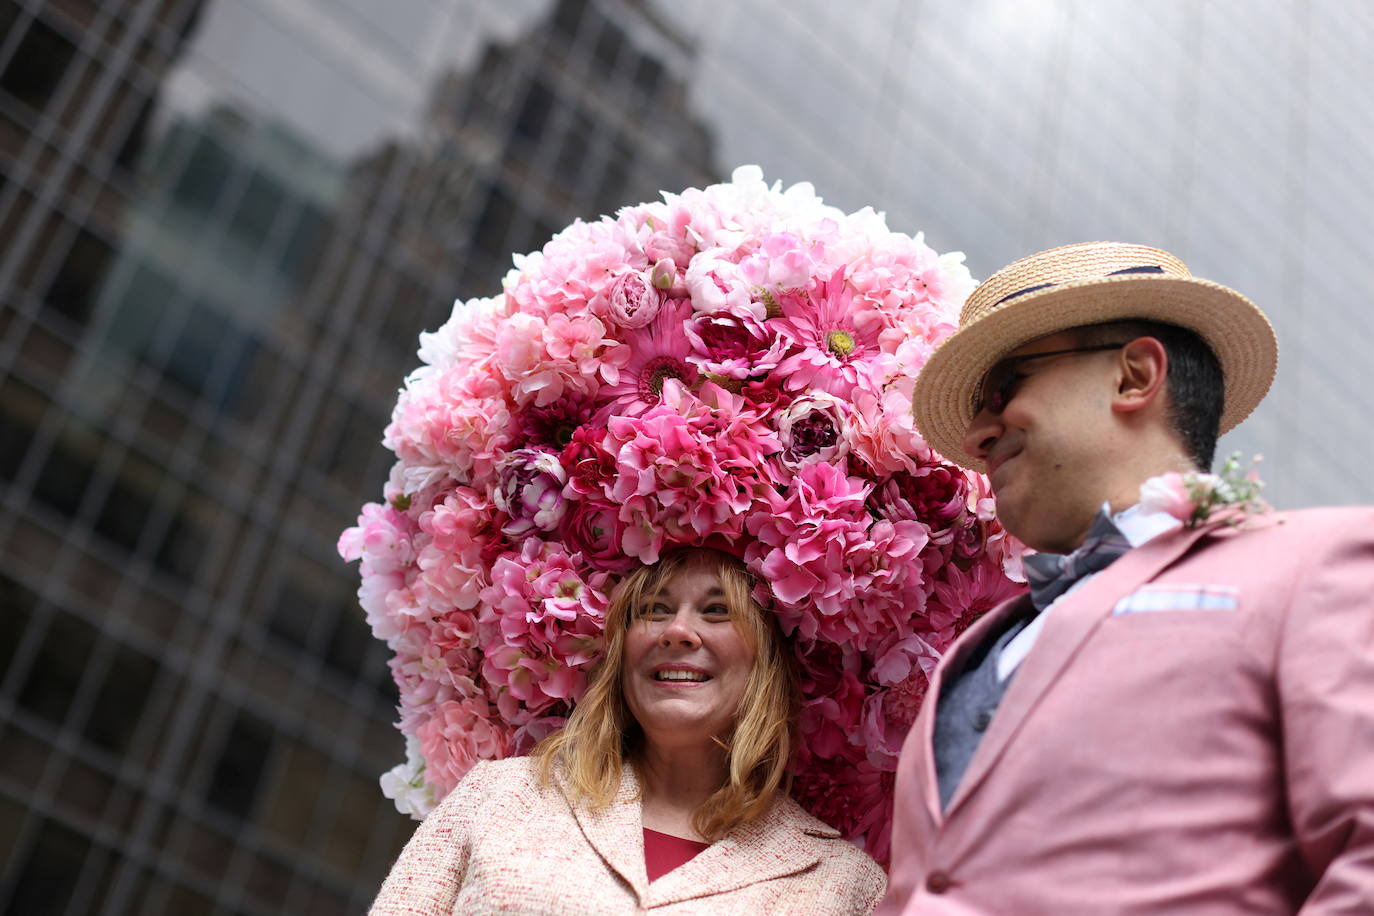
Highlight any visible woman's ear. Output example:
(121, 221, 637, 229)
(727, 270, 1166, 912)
(1113, 336, 1169, 415)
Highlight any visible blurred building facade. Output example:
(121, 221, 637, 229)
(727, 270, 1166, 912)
(0, 0, 1370, 913)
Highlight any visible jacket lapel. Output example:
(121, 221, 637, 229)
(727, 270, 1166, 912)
(560, 767, 830, 907)
(917, 594, 1034, 825)
(645, 797, 831, 907)
(942, 520, 1223, 815)
(561, 765, 651, 902)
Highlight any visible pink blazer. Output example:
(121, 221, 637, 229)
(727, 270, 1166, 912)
(371, 756, 886, 915)
(880, 507, 1374, 914)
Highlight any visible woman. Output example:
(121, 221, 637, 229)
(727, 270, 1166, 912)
(370, 548, 886, 914)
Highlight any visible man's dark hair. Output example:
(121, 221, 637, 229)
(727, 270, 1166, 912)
(1076, 320, 1223, 470)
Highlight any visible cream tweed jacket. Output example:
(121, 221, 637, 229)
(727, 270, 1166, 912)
(370, 757, 886, 915)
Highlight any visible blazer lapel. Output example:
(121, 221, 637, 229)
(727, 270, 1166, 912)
(561, 766, 650, 903)
(917, 594, 1034, 825)
(644, 797, 830, 907)
(943, 520, 1223, 815)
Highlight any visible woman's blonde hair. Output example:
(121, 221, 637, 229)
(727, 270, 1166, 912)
(534, 548, 797, 842)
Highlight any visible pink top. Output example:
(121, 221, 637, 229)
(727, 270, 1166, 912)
(643, 828, 710, 882)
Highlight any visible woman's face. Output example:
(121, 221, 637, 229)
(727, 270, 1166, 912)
(621, 554, 757, 753)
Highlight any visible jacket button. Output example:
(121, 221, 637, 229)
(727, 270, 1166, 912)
(926, 870, 953, 894)
(973, 709, 993, 731)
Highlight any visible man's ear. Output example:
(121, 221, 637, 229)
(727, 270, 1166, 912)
(1113, 336, 1168, 414)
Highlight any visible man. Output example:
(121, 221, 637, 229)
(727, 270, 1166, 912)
(879, 242, 1374, 914)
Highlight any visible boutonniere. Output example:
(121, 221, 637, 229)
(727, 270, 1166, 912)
(1139, 452, 1270, 529)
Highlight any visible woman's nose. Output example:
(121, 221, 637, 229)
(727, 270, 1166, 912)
(657, 610, 701, 648)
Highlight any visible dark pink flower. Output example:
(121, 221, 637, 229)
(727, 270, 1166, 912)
(492, 448, 568, 537)
(606, 381, 779, 563)
(791, 747, 895, 867)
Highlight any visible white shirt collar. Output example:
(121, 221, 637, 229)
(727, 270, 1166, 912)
(1109, 501, 1184, 548)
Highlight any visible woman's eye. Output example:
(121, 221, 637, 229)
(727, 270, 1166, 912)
(643, 604, 671, 620)
(703, 604, 730, 618)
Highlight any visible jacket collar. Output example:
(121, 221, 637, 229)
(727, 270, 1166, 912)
(920, 516, 1240, 824)
(558, 763, 835, 907)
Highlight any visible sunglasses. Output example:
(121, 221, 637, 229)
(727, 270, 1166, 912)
(973, 343, 1127, 415)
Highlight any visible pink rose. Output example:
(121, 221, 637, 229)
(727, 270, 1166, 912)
(1138, 471, 1195, 521)
(606, 270, 662, 329)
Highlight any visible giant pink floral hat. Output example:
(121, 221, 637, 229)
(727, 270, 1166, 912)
(339, 166, 1025, 863)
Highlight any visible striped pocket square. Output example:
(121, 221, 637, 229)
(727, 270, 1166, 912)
(1112, 584, 1239, 615)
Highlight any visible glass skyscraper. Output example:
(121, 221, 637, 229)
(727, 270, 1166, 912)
(2, 1, 1370, 912)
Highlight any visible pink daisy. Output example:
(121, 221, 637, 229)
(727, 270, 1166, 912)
(772, 269, 896, 398)
(594, 298, 699, 418)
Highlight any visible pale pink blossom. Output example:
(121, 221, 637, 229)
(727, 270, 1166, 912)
(1139, 471, 1198, 521)
(417, 697, 512, 793)
(603, 270, 663, 329)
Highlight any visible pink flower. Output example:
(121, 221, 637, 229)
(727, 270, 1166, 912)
(1138, 471, 1197, 521)
(339, 503, 417, 574)
(515, 396, 596, 451)
(604, 270, 663, 329)
(772, 269, 896, 398)
(738, 232, 822, 290)
(414, 486, 496, 614)
(776, 392, 850, 468)
(872, 463, 971, 538)
(417, 697, 512, 793)
(478, 540, 610, 715)
(862, 634, 940, 769)
(384, 366, 513, 490)
(924, 559, 1027, 653)
(544, 312, 627, 386)
(791, 747, 895, 867)
(559, 497, 634, 574)
(745, 462, 929, 649)
(683, 305, 787, 380)
(606, 382, 778, 563)
(795, 642, 866, 758)
(492, 448, 568, 537)
(595, 299, 700, 418)
(560, 425, 617, 497)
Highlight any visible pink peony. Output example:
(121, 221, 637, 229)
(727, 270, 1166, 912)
(683, 304, 788, 380)
(776, 392, 850, 468)
(604, 270, 663, 329)
(492, 448, 568, 537)
(559, 497, 634, 574)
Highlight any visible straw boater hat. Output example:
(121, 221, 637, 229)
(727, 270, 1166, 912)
(911, 241, 1278, 470)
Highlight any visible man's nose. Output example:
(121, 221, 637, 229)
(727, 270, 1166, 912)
(962, 410, 1003, 464)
